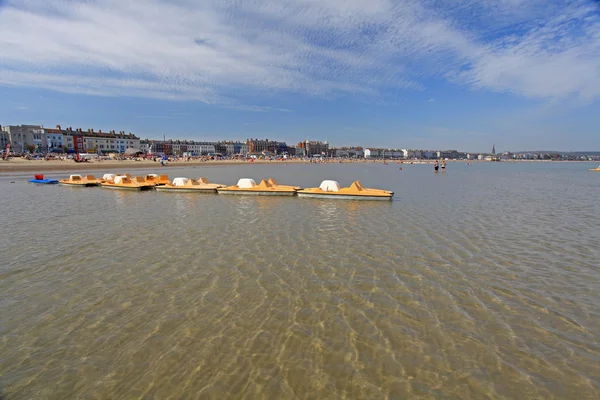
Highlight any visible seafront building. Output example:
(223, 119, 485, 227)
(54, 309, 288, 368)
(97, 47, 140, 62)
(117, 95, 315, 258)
(1, 124, 140, 154)
(0, 129, 8, 150)
(4, 123, 597, 161)
(327, 147, 364, 158)
(140, 139, 249, 156)
(42, 128, 65, 152)
(247, 138, 289, 155)
(364, 148, 404, 158)
(1, 125, 45, 153)
(296, 140, 329, 156)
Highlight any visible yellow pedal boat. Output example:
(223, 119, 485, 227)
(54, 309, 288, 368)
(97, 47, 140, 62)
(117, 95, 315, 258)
(589, 166, 600, 171)
(100, 174, 155, 191)
(297, 180, 393, 201)
(217, 178, 300, 196)
(143, 174, 160, 185)
(143, 174, 171, 185)
(59, 174, 101, 187)
(155, 177, 226, 193)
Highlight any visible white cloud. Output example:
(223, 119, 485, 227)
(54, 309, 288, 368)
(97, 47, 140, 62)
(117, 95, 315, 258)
(0, 0, 598, 103)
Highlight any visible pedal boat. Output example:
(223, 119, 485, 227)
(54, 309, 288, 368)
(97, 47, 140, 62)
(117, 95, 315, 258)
(589, 166, 600, 171)
(59, 174, 101, 187)
(297, 180, 393, 201)
(217, 178, 299, 196)
(158, 175, 171, 185)
(100, 174, 155, 191)
(155, 177, 226, 193)
(143, 174, 160, 185)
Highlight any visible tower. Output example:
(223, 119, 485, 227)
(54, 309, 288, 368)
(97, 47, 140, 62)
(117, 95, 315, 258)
(492, 144, 496, 155)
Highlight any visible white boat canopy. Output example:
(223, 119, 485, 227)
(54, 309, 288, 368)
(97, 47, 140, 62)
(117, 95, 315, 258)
(237, 178, 257, 188)
(172, 177, 189, 186)
(114, 175, 127, 184)
(147, 173, 159, 178)
(103, 173, 116, 181)
(69, 174, 82, 180)
(319, 180, 341, 192)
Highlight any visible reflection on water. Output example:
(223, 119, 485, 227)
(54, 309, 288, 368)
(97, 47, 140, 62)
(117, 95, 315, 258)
(1, 163, 599, 399)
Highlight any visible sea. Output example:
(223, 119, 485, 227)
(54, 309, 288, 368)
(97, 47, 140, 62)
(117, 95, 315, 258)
(1, 161, 599, 399)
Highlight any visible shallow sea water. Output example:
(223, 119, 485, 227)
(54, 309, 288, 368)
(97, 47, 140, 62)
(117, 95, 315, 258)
(1, 162, 599, 399)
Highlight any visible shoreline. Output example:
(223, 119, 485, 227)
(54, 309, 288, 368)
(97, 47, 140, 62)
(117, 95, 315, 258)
(0, 158, 595, 175)
(0, 159, 312, 174)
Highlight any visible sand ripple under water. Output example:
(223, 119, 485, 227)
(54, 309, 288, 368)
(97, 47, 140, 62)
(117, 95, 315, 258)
(1, 163, 599, 399)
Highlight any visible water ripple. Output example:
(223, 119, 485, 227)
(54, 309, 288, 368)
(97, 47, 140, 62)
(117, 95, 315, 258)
(1, 163, 599, 399)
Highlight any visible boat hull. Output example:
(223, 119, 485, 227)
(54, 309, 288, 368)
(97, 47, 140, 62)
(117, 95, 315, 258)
(297, 192, 392, 201)
(60, 182, 99, 187)
(217, 190, 296, 196)
(29, 179, 59, 184)
(101, 184, 154, 191)
(155, 187, 217, 193)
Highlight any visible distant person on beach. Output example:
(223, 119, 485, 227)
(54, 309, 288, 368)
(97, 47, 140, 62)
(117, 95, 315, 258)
(434, 161, 439, 172)
(441, 160, 446, 171)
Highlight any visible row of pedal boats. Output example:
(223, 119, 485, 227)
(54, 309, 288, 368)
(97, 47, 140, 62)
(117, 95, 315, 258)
(45, 173, 394, 200)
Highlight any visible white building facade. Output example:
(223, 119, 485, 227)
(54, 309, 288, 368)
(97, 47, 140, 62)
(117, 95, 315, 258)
(364, 148, 381, 158)
(334, 148, 364, 158)
(44, 131, 64, 152)
(1, 125, 44, 153)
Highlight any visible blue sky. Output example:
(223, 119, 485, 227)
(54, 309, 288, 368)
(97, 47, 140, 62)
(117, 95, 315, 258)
(1, 0, 599, 152)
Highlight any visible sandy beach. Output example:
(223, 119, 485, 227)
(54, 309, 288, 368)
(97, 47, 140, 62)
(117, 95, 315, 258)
(0, 158, 317, 174)
(0, 157, 426, 174)
(0, 157, 579, 174)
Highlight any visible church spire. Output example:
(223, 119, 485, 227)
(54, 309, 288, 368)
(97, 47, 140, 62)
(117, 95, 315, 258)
(492, 144, 496, 155)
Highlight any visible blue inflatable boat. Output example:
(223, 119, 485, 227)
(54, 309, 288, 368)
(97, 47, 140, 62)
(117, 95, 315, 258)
(29, 178, 59, 184)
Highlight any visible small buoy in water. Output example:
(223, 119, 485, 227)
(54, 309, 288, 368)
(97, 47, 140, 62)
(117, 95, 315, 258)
(10, 181, 15, 183)
(399, 167, 403, 170)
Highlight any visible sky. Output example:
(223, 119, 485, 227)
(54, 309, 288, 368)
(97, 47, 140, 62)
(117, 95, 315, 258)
(0, 0, 599, 152)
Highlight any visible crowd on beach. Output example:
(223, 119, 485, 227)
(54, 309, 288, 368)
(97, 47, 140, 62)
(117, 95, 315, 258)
(4, 151, 400, 164)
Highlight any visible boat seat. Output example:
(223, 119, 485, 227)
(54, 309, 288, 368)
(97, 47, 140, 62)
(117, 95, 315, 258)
(85, 175, 96, 181)
(319, 180, 340, 192)
(257, 180, 274, 188)
(349, 181, 365, 191)
(158, 174, 170, 183)
(237, 178, 257, 189)
(172, 177, 189, 186)
(197, 177, 211, 184)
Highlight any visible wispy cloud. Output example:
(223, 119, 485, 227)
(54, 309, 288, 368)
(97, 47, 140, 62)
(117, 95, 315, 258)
(0, 0, 598, 104)
(135, 115, 177, 119)
(222, 104, 293, 112)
